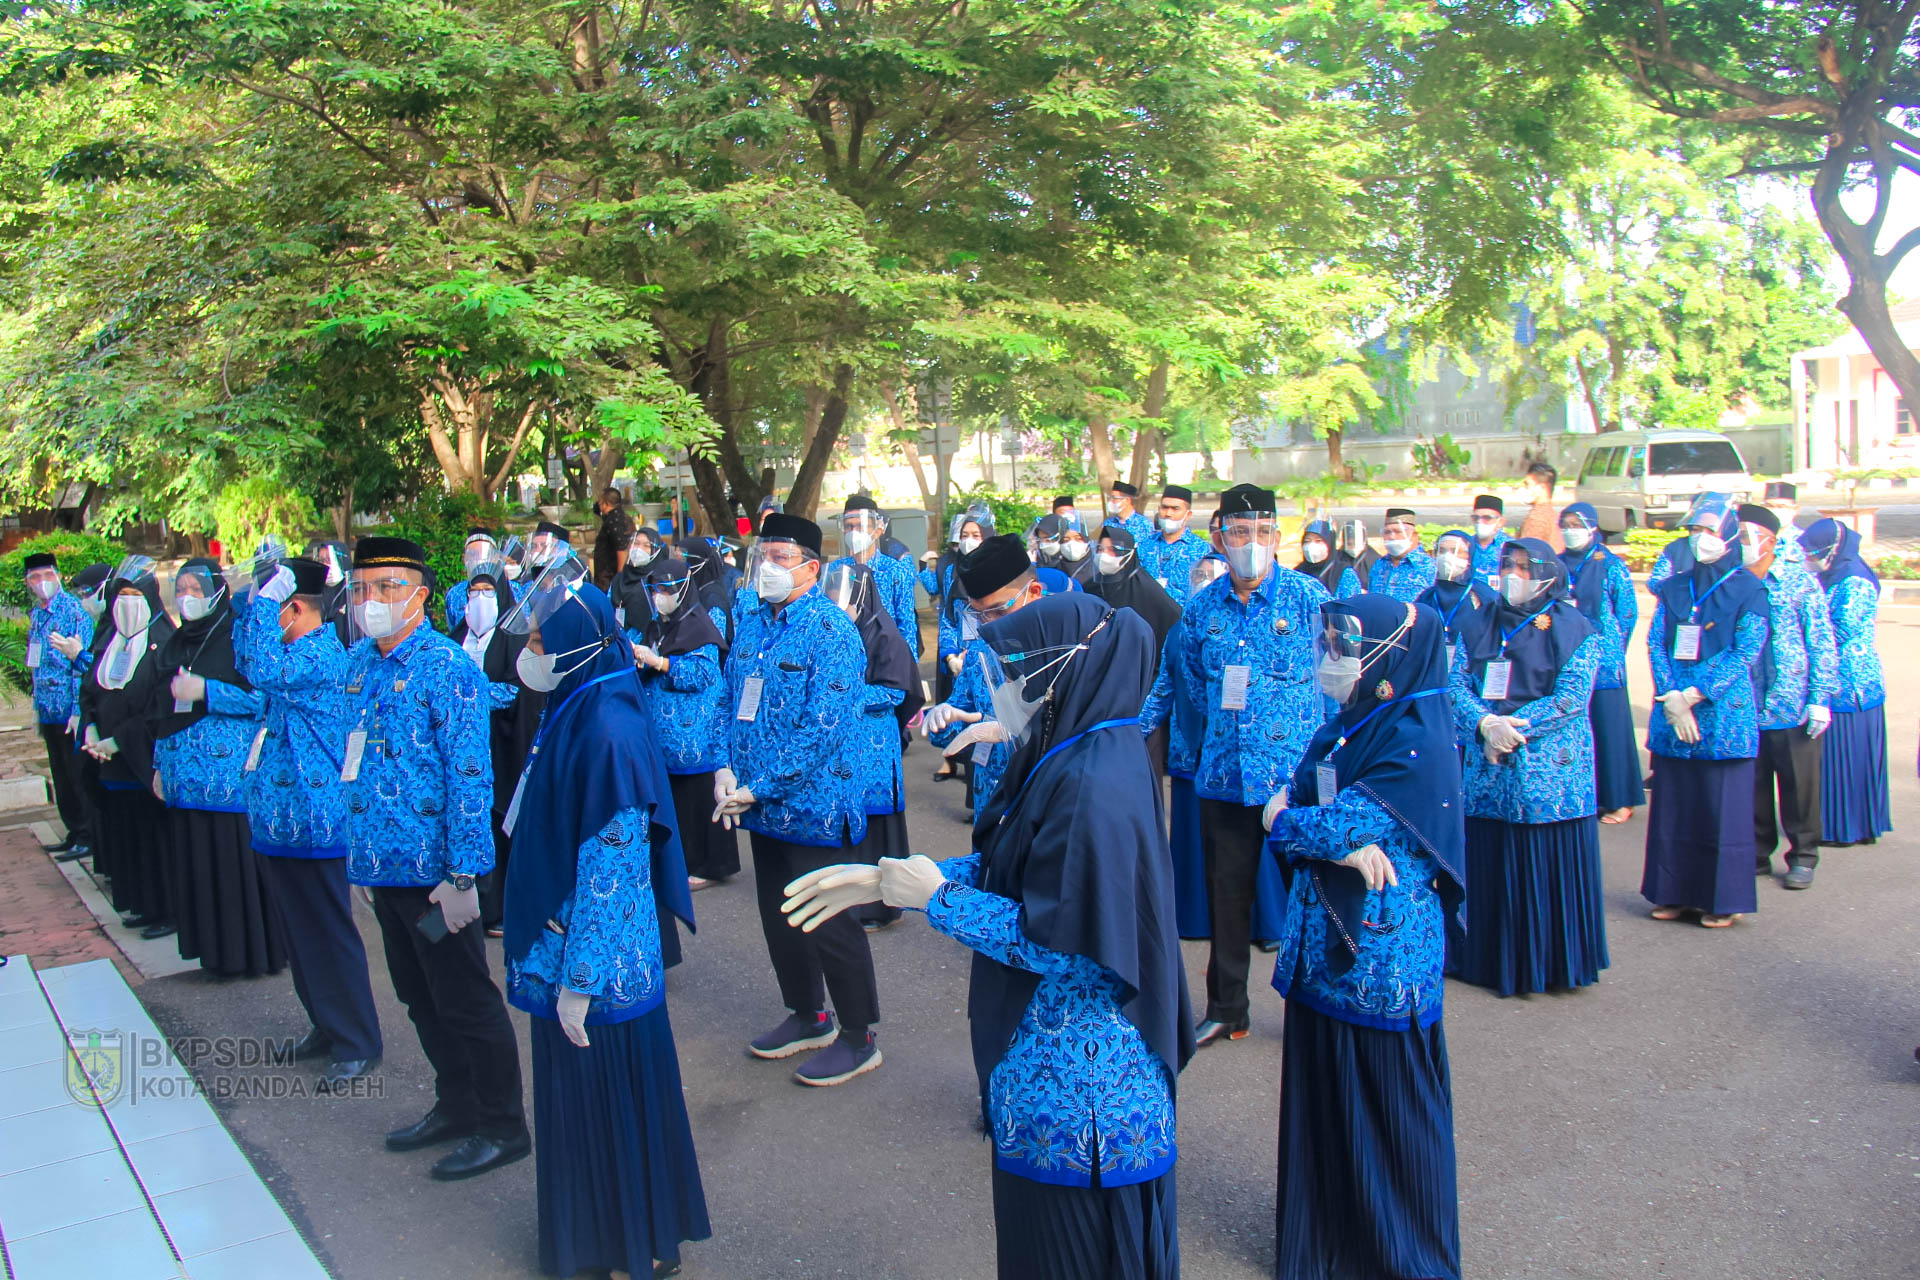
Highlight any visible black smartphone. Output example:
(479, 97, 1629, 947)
(415, 902, 450, 943)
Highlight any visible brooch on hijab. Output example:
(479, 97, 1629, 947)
(1532, 614, 1551, 631)
(1374, 679, 1394, 701)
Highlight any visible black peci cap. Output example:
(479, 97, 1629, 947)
(1218, 483, 1276, 516)
(1052, 495, 1078, 510)
(759, 512, 824, 556)
(1473, 495, 1504, 514)
(284, 556, 330, 596)
(1737, 503, 1781, 534)
(535, 520, 571, 542)
(958, 535, 1032, 598)
(22, 553, 57, 573)
(1385, 508, 1416, 523)
(1111, 480, 1139, 497)
(1161, 484, 1194, 503)
(351, 536, 429, 574)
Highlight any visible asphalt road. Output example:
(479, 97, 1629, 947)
(128, 596, 1920, 1280)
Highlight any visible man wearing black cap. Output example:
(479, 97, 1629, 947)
(342, 536, 527, 1178)
(832, 494, 921, 658)
(240, 558, 383, 1089)
(717, 512, 885, 1086)
(23, 553, 95, 858)
(1136, 485, 1210, 604)
(1763, 482, 1804, 562)
(527, 520, 571, 570)
(1145, 484, 1330, 1046)
(1335, 508, 1435, 603)
(442, 528, 497, 633)
(1051, 494, 1080, 519)
(1739, 505, 1838, 890)
(1106, 480, 1155, 544)
(1469, 495, 1511, 591)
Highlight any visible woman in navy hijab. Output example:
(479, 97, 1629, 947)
(1800, 519, 1892, 846)
(1264, 593, 1464, 1280)
(1558, 503, 1645, 822)
(499, 565, 708, 1278)
(784, 591, 1193, 1279)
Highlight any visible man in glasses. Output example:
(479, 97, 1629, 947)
(343, 537, 528, 1180)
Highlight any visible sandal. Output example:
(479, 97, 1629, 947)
(1600, 808, 1633, 825)
(1699, 913, 1742, 928)
(1649, 904, 1688, 921)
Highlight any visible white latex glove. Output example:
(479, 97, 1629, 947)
(1659, 691, 1701, 744)
(1805, 705, 1832, 739)
(712, 767, 738, 807)
(781, 864, 884, 932)
(259, 566, 297, 603)
(630, 643, 666, 672)
(1262, 788, 1290, 832)
(49, 633, 83, 660)
(879, 854, 946, 910)
(713, 786, 756, 829)
(556, 988, 591, 1048)
(88, 734, 119, 761)
(429, 879, 482, 933)
(943, 719, 1008, 757)
(151, 773, 165, 802)
(66, 713, 80, 738)
(921, 702, 980, 736)
(170, 670, 206, 703)
(945, 652, 964, 675)
(1478, 715, 1529, 763)
(920, 551, 940, 566)
(1340, 843, 1399, 892)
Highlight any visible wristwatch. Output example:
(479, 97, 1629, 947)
(448, 873, 476, 892)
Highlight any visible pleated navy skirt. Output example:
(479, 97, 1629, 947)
(1820, 704, 1892, 844)
(1169, 776, 1286, 943)
(991, 1163, 1178, 1280)
(1276, 1001, 1460, 1280)
(667, 769, 740, 881)
(167, 807, 285, 977)
(1590, 686, 1645, 813)
(531, 1007, 710, 1277)
(99, 786, 172, 922)
(1448, 816, 1608, 996)
(1641, 755, 1757, 915)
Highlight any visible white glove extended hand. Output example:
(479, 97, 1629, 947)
(1805, 705, 1832, 739)
(942, 719, 1007, 757)
(946, 653, 964, 675)
(781, 864, 883, 932)
(1660, 690, 1701, 744)
(429, 879, 482, 933)
(1340, 843, 1399, 892)
(713, 784, 756, 829)
(49, 633, 83, 660)
(712, 767, 738, 807)
(170, 670, 206, 703)
(879, 854, 946, 910)
(259, 566, 297, 603)
(921, 702, 981, 736)
(1478, 715, 1530, 763)
(1262, 788, 1290, 832)
(556, 988, 591, 1048)
(631, 643, 666, 672)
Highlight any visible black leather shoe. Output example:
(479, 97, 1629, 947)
(291, 1027, 333, 1062)
(385, 1106, 471, 1152)
(140, 923, 176, 940)
(43, 836, 76, 853)
(121, 913, 158, 930)
(429, 1130, 531, 1181)
(1784, 864, 1815, 890)
(1194, 1018, 1250, 1048)
(54, 845, 89, 863)
(317, 1058, 381, 1091)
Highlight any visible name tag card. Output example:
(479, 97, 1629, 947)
(614, 605, 625, 629)
(1481, 660, 1512, 701)
(25, 641, 41, 666)
(1221, 664, 1251, 711)
(340, 729, 366, 783)
(1316, 761, 1338, 803)
(173, 698, 193, 714)
(736, 675, 764, 722)
(972, 740, 994, 765)
(1674, 625, 1702, 662)
(244, 726, 267, 772)
(502, 766, 529, 836)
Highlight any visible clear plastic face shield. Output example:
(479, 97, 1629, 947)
(1340, 519, 1368, 557)
(463, 557, 505, 634)
(743, 537, 820, 604)
(964, 573, 1044, 631)
(462, 535, 497, 575)
(1432, 535, 1471, 583)
(111, 554, 158, 595)
(108, 555, 158, 638)
(1686, 497, 1737, 566)
(77, 573, 111, 619)
(24, 562, 60, 603)
(841, 509, 883, 557)
(1056, 510, 1090, 563)
(1498, 542, 1554, 608)
(1316, 602, 1414, 705)
(495, 555, 613, 691)
(1189, 556, 1228, 595)
(527, 530, 566, 568)
(500, 535, 527, 580)
(1220, 511, 1277, 582)
(646, 557, 696, 618)
(346, 564, 430, 646)
(1094, 533, 1133, 578)
(820, 561, 872, 620)
(1739, 520, 1778, 566)
(628, 528, 662, 570)
(1300, 529, 1330, 565)
(978, 607, 1113, 743)
(1381, 517, 1417, 558)
(1559, 509, 1598, 552)
(223, 538, 287, 595)
(172, 562, 226, 622)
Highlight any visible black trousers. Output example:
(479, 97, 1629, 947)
(1200, 798, 1268, 1024)
(479, 817, 511, 929)
(749, 832, 880, 1034)
(261, 856, 383, 1062)
(1754, 727, 1823, 869)
(38, 721, 92, 845)
(370, 885, 525, 1139)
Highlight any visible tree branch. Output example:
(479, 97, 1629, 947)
(488, 400, 544, 496)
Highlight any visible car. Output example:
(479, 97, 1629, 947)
(1573, 429, 1755, 533)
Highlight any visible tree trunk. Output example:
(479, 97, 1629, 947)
(879, 378, 936, 515)
(587, 430, 625, 497)
(685, 317, 766, 532)
(1814, 120, 1920, 414)
(1324, 425, 1347, 479)
(1127, 361, 1169, 491)
(1087, 407, 1119, 491)
(786, 363, 856, 520)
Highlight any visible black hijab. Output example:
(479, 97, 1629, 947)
(452, 564, 545, 811)
(642, 559, 728, 659)
(833, 561, 925, 721)
(1087, 524, 1182, 654)
(154, 558, 251, 739)
(972, 593, 1193, 1103)
(83, 567, 176, 787)
(1295, 519, 1351, 592)
(1461, 537, 1596, 713)
(674, 537, 734, 616)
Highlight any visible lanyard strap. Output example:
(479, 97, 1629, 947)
(1440, 588, 1471, 635)
(1687, 567, 1734, 621)
(528, 669, 630, 758)
(998, 717, 1138, 823)
(1334, 688, 1441, 751)
(1499, 604, 1554, 650)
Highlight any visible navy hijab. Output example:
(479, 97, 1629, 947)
(1088, 523, 1181, 654)
(1461, 537, 1596, 713)
(1802, 518, 1880, 593)
(503, 583, 694, 985)
(972, 593, 1193, 1099)
(1556, 502, 1614, 624)
(1653, 508, 1767, 663)
(1286, 595, 1465, 972)
(1416, 529, 1496, 646)
(1295, 518, 1351, 592)
(835, 561, 926, 721)
(642, 560, 728, 659)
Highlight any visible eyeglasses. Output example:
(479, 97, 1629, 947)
(965, 589, 1032, 627)
(349, 576, 418, 601)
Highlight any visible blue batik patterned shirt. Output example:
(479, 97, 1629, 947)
(442, 579, 470, 634)
(925, 853, 1176, 1188)
(1568, 551, 1636, 691)
(1335, 549, 1436, 604)
(1449, 633, 1600, 824)
(830, 552, 922, 660)
(633, 626, 729, 776)
(929, 638, 1013, 823)
(1823, 576, 1885, 712)
(1754, 561, 1839, 732)
(27, 592, 92, 725)
(1139, 623, 1202, 780)
(234, 595, 351, 858)
(508, 807, 665, 1025)
(1471, 531, 1512, 592)
(342, 624, 496, 886)
(1647, 604, 1769, 761)
(160, 677, 264, 814)
(1135, 531, 1210, 605)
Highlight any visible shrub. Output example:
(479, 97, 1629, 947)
(212, 478, 321, 551)
(374, 491, 511, 619)
(0, 616, 29, 694)
(0, 531, 130, 608)
(944, 485, 1050, 539)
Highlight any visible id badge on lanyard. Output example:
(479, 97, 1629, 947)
(737, 675, 765, 722)
(1674, 625, 1702, 661)
(1315, 760, 1338, 803)
(1221, 664, 1251, 711)
(1481, 660, 1512, 701)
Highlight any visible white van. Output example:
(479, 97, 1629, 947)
(1573, 429, 1755, 533)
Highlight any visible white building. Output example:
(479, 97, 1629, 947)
(1791, 298, 1920, 473)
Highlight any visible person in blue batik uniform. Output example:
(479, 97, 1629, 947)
(1447, 538, 1609, 995)
(1134, 484, 1209, 603)
(1738, 506, 1839, 890)
(927, 507, 995, 782)
(1089, 524, 1182, 783)
(716, 512, 886, 1087)
(153, 558, 282, 977)
(1641, 499, 1770, 928)
(500, 570, 709, 1279)
(832, 493, 923, 660)
(235, 558, 383, 1087)
(1150, 483, 1330, 1047)
(636, 555, 740, 889)
(1646, 492, 1730, 592)
(1105, 479, 1157, 545)
(1335, 509, 1436, 603)
(784, 591, 1194, 1280)
(441, 528, 498, 633)
(1800, 519, 1893, 847)
(342, 536, 529, 1181)
(1417, 531, 1498, 651)
(1468, 494, 1512, 592)
(23, 554, 96, 858)
(1557, 504, 1645, 822)
(1265, 593, 1464, 1280)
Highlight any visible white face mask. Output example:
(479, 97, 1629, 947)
(843, 529, 872, 556)
(354, 592, 419, 641)
(1383, 537, 1412, 559)
(516, 646, 562, 692)
(178, 594, 214, 621)
(957, 536, 982, 555)
(756, 560, 797, 603)
(83, 596, 105, 620)
(1159, 517, 1184, 536)
(1501, 574, 1546, 607)
(1106, 499, 1123, 516)
(630, 542, 660, 567)
(1475, 518, 1503, 538)
(1691, 532, 1727, 565)
(988, 640, 1085, 744)
(1741, 528, 1773, 565)
(1302, 541, 1329, 565)
(28, 578, 56, 602)
(1562, 527, 1592, 551)
(651, 590, 680, 616)
(113, 595, 151, 636)
(1095, 551, 1124, 576)
(465, 592, 499, 635)
(1037, 540, 1061, 557)
(1317, 653, 1362, 704)
(1436, 552, 1469, 583)
(1059, 539, 1088, 562)
(1225, 541, 1273, 582)
(505, 562, 524, 581)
